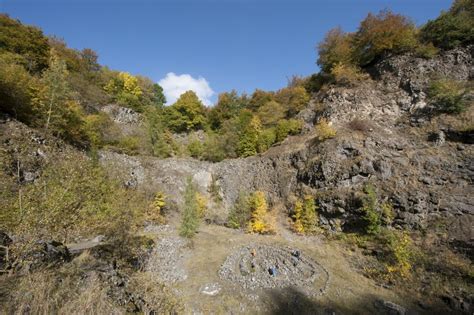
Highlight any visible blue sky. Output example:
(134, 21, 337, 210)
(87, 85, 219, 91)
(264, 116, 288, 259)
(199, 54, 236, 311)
(1, 0, 452, 105)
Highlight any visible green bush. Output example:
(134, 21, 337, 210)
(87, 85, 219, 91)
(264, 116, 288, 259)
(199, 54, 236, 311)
(427, 79, 469, 114)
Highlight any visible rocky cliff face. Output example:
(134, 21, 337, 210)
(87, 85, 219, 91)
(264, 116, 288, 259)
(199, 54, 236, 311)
(98, 46, 473, 253)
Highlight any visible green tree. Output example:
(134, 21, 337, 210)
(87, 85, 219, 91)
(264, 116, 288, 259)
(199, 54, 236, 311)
(152, 83, 166, 107)
(144, 107, 176, 158)
(180, 177, 200, 238)
(42, 50, 70, 130)
(208, 90, 246, 129)
(420, 0, 474, 49)
(165, 91, 208, 133)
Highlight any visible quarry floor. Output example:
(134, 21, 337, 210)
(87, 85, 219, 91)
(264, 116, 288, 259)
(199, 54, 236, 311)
(144, 220, 414, 315)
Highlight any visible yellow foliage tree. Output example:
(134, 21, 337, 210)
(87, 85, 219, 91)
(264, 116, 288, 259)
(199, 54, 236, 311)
(292, 196, 318, 234)
(195, 192, 207, 218)
(119, 72, 142, 97)
(247, 191, 275, 234)
(292, 200, 305, 234)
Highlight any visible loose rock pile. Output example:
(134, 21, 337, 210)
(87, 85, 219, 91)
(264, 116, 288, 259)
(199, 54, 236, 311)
(146, 236, 188, 283)
(219, 245, 329, 295)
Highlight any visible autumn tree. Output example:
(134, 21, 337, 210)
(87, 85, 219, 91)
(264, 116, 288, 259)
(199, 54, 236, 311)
(238, 115, 262, 157)
(248, 89, 274, 111)
(208, 90, 246, 129)
(247, 191, 275, 234)
(353, 10, 418, 66)
(274, 86, 310, 117)
(257, 100, 285, 126)
(0, 14, 50, 73)
(104, 71, 143, 110)
(165, 91, 208, 133)
(317, 27, 354, 73)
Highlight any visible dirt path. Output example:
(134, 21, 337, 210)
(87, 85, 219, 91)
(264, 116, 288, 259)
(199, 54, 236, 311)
(144, 222, 413, 314)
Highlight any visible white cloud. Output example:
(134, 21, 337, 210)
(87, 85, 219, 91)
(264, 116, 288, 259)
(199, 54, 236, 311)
(158, 72, 215, 106)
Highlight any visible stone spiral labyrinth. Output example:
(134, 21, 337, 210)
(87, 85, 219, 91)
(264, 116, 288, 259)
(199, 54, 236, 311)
(219, 244, 329, 295)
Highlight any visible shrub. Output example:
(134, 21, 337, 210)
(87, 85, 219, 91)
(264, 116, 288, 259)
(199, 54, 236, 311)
(227, 192, 252, 229)
(195, 192, 207, 219)
(385, 231, 415, 278)
(353, 10, 418, 66)
(275, 119, 302, 142)
(381, 201, 395, 225)
(147, 191, 166, 223)
(427, 79, 469, 114)
(257, 128, 276, 153)
(116, 136, 141, 155)
(247, 191, 275, 234)
(179, 177, 200, 238)
(420, 0, 474, 49)
(362, 184, 381, 235)
(202, 132, 227, 162)
(315, 118, 336, 141)
(414, 43, 439, 59)
(2, 156, 145, 244)
(330, 62, 368, 86)
(187, 138, 204, 159)
(348, 118, 372, 132)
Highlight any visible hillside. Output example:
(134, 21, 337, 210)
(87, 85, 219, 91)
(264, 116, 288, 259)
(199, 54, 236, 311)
(1, 1, 473, 314)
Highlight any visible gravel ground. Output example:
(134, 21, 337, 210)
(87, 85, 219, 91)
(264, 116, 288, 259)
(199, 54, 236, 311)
(146, 236, 188, 283)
